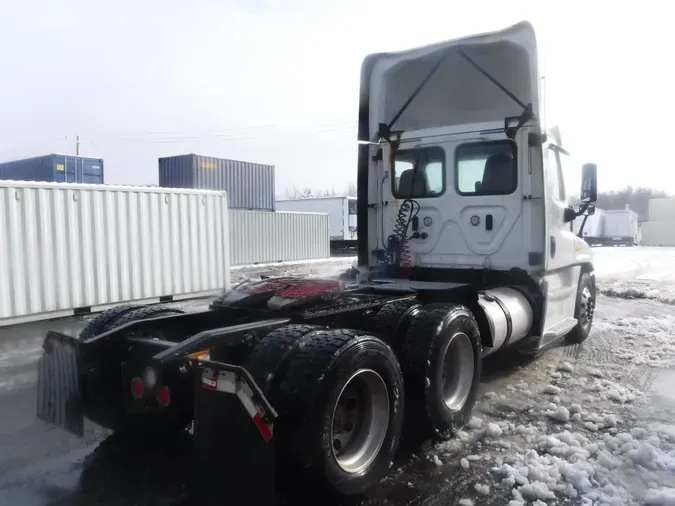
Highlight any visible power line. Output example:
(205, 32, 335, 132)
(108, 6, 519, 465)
(97, 117, 358, 141)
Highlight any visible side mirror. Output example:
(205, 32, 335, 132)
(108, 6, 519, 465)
(586, 204, 596, 216)
(580, 163, 598, 203)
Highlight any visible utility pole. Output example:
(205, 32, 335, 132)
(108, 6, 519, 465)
(76, 135, 81, 156)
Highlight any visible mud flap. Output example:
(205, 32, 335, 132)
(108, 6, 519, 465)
(191, 360, 277, 506)
(36, 331, 84, 436)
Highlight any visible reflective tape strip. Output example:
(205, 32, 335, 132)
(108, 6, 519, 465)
(216, 371, 236, 394)
(236, 389, 273, 442)
(200, 367, 274, 442)
(236, 389, 258, 419)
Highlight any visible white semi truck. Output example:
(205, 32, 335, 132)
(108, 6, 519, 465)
(36, 20, 598, 505)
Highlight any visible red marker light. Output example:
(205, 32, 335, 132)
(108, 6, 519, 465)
(157, 386, 170, 407)
(131, 377, 144, 399)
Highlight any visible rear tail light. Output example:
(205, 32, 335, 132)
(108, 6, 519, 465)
(131, 377, 144, 399)
(157, 386, 171, 407)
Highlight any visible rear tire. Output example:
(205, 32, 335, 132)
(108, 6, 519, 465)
(369, 299, 420, 352)
(243, 324, 320, 412)
(102, 305, 185, 334)
(79, 304, 142, 341)
(272, 328, 405, 499)
(400, 304, 482, 440)
(565, 272, 595, 344)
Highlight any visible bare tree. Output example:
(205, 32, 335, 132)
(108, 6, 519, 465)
(345, 182, 357, 196)
(284, 186, 302, 199)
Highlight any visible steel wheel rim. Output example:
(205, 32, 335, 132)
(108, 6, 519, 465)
(579, 287, 594, 329)
(440, 332, 475, 411)
(330, 369, 390, 474)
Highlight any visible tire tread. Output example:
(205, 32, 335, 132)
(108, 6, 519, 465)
(79, 304, 142, 341)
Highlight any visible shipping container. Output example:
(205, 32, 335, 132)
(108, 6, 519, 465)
(640, 221, 675, 246)
(602, 209, 640, 246)
(573, 208, 606, 243)
(229, 210, 330, 266)
(159, 154, 275, 211)
(649, 198, 675, 222)
(0, 180, 230, 327)
(275, 196, 357, 240)
(0, 154, 104, 184)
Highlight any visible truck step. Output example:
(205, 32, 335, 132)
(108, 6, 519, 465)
(542, 317, 578, 341)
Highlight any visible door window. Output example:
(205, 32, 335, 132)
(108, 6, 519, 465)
(546, 146, 567, 202)
(455, 141, 517, 196)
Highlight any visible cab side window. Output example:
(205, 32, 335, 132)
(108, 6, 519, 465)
(546, 146, 566, 202)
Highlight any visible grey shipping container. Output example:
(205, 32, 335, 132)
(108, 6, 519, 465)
(0, 154, 104, 184)
(158, 154, 275, 211)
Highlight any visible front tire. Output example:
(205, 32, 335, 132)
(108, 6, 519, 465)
(272, 329, 405, 499)
(400, 304, 482, 440)
(565, 272, 595, 344)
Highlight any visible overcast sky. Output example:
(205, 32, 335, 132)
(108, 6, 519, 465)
(1, 1, 672, 196)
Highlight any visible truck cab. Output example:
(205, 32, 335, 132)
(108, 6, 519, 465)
(356, 20, 598, 352)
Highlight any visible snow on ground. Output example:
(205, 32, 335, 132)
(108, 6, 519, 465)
(593, 314, 675, 369)
(369, 296, 675, 506)
(401, 370, 675, 506)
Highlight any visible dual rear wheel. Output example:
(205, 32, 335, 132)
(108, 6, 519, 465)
(244, 302, 482, 500)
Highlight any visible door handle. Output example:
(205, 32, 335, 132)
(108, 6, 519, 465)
(485, 214, 493, 231)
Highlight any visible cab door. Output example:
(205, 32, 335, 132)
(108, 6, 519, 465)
(539, 142, 581, 347)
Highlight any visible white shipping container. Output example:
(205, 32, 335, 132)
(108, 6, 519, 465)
(603, 209, 639, 240)
(640, 221, 675, 246)
(275, 196, 356, 240)
(649, 198, 675, 222)
(574, 209, 606, 238)
(0, 181, 231, 327)
(229, 210, 330, 265)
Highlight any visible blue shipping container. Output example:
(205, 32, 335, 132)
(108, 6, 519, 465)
(158, 154, 275, 211)
(0, 154, 104, 184)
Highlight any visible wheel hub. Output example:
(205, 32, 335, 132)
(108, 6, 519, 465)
(580, 287, 595, 329)
(440, 332, 475, 411)
(330, 369, 389, 474)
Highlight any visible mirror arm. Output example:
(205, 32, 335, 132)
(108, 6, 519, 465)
(577, 214, 589, 238)
(575, 202, 591, 218)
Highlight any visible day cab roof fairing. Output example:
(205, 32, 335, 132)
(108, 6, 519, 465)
(356, 21, 543, 264)
(361, 21, 542, 140)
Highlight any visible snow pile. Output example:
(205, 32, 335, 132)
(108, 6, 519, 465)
(645, 488, 675, 505)
(544, 404, 570, 422)
(585, 376, 646, 404)
(491, 425, 675, 505)
(474, 483, 490, 495)
(558, 361, 575, 373)
(598, 279, 675, 305)
(595, 316, 675, 369)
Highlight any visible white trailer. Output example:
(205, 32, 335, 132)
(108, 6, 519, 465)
(574, 208, 606, 245)
(275, 196, 356, 240)
(602, 209, 640, 246)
